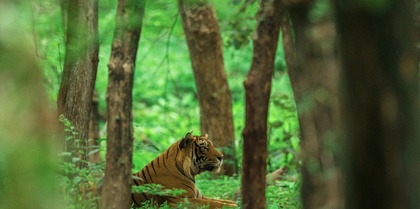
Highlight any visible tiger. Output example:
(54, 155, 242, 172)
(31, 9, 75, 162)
(131, 132, 237, 208)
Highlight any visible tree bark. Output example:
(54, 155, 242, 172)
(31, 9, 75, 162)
(57, 0, 99, 165)
(177, 0, 238, 176)
(241, 0, 283, 208)
(284, 2, 343, 208)
(334, 0, 420, 208)
(413, 0, 420, 62)
(88, 89, 101, 164)
(100, 0, 145, 209)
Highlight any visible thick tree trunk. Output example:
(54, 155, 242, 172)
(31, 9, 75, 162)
(100, 1, 145, 209)
(334, 0, 420, 208)
(241, 0, 283, 208)
(57, 0, 99, 165)
(177, 0, 238, 176)
(284, 3, 342, 208)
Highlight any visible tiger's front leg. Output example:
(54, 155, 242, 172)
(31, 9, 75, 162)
(202, 196, 238, 205)
(185, 197, 237, 209)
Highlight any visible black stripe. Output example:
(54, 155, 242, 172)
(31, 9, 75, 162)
(145, 166, 154, 182)
(162, 155, 168, 170)
(133, 176, 140, 186)
(191, 146, 194, 160)
(192, 144, 198, 165)
(165, 197, 177, 203)
(150, 160, 157, 175)
(181, 182, 196, 194)
(132, 194, 142, 207)
(175, 163, 186, 177)
(141, 170, 149, 184)
(166, 148, 170, 159)
(132, 177, 149, 206)
(174, 145, 196, 182)
(166, 196, 177, 200)
(157, 155, 160, 167)
(141, 193, 149, 201)
(175, 162, 195, 183)
(195, 145, 200, 159)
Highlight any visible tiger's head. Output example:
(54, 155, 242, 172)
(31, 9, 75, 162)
(177, 132, 224, 176)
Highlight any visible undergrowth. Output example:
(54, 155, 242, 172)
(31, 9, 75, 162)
(58, 116, 104, 209)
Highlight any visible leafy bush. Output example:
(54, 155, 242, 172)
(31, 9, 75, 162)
(196, 175, 302, 209)
(267, 178, 302, 208)
(58, 116, 104, 209)
(132, 183, 186, 197)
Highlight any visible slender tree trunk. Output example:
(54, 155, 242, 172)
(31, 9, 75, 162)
(88, 90, 101, 164)
(334, 0, 420, 208)
(284, 2, 343, 208)
(413, 0, 420, 62)
(177, 0, 238, 175)
(241, 0, 283, 208)
(100, 0, 145, 208)
(57, 0, 99, 165)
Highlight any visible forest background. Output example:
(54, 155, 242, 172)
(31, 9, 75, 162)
(43, 0, 299, 169)
(1, 0, 419, 209)
(2, 0, 302, 208)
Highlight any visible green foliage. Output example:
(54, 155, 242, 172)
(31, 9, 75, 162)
(133, 200, 170, 209)
(58, 116, 104, 209)
(32, 0, 66, 101)
(196, 175, 302, 209)
(268, 74, 300, 172)
(0, 141, 62, 209)
(131, 183, 209, 209)
(196, 175, 240, 200)
(267, 178, 302, 208)
(308, 0, 332, 23)
(0, 2, 63, 208)
(132, 183, 186, 197)
(217, 0, 258, 49)
(36, 0, 303, 207)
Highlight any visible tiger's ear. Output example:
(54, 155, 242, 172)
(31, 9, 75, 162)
(179, 132, 194, 149)
(201, 133, 208, 139)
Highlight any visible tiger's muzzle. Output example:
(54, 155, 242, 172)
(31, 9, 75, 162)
(205, 155, 223, 172)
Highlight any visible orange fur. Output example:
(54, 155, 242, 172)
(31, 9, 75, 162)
(131, 133, 237, 208)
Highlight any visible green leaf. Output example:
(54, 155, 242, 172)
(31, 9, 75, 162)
(87, 149, 100, 156)
(72, 157, 81, 163)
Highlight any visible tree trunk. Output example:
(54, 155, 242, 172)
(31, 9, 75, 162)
(284, 2, 343, 208)
(88, 89, 101, 164)
(177, 0, 238, 176)
(334, 0, 420, 208)
(57, 0, 99, 165)
(241, 0, 283, 208)
(414, 0, 420, 62)
(100, 0, 145, 209)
